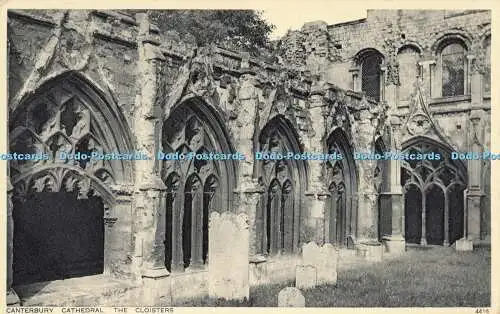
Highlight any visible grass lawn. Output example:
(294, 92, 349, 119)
(175, 246, 490, 307)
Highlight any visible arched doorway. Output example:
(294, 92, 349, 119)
(162, 98, 236, 272)
(325, 129, 357, 247)
(255, 116, 306, 256)
(9, 73, 132, 286)
(401, 138, 467, 246)
(11, 171, 110, 285)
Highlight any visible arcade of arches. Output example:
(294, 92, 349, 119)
(6, 9, 490, 305)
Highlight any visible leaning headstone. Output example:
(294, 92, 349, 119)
(295, 265, 317, 289)
(208, 212, 249, 301)
(278, 287, 305, 307)
(302, 242, 338, 285)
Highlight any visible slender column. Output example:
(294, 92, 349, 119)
(444, 195, 449, 246)
(190, 186, 204, 269)
(418, 60, 436, 99)
(421, 193, 427, 245)
(171, 186, 185, 272)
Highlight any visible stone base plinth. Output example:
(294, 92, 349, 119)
(382, 236, 406, 256)
(7, 289, 20, 306)
(142, 268, 171, 306)
(454, 238, 474, 251)
(357, 241, 383, 262)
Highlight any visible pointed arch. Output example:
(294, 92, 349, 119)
(8, 72, 135, 285)
(255, 114, 307, 255)
(162, 96, 237, 272)
(325, 127, 358, 247)
(401, 136, 467, 246)
(9, 71, 135, 186)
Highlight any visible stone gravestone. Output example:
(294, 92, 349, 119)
(295, 265, 317, 289)
(208, 212, 249, 301)
(278, 287, 305, 307)
(302, 242, 338, 285)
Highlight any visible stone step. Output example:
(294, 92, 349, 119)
(14, 275, 140, 307)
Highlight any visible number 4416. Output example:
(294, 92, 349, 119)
(475, 309, 489, 314)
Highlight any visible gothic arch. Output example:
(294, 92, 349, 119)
(401, 136, 467, 246)
(161, 96, 237, 271)
(255, 115, 307, 255)
(9, 71, 135, 187)
(325, 127, 358, 247)
(8, 72, 134, 286)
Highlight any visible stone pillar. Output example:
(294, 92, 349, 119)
(106, 186, 135, 279)
(7, 177, 20, 305)
(134, 13, 169, 291)
(382, 116, 406, 254)
(457, 55, 485, 250)
(234, 72, 263, 258)
(354, 104, 379, 244)
(305, 92, 329, 245)
(236, 73, 259, 190)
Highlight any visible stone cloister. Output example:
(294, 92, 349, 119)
(6, 9, 491, 305)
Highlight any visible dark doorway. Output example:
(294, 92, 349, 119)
(404, 185, 422, 244)
(13, 191, 104, 286)
(448, 184, 465, 244)
(425, 185, 445, 245)
(329, 184, 347, 247)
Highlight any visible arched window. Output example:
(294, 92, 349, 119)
(401, 139, 467, 246)
(162, 100, 236, 272)
(325, 129, 357, 247)
(397, 46, 420, 102)
(360, 53, 384, 102)
(440, 42, 467, 97)
(484, 36, 491, 95)
(255, 118, 305, 256)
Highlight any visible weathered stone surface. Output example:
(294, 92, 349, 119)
(454, 238, 474, 251)
(357, 241, 383, 262)
(278, 287, 305, 307)
(296, 265, 317, 289)
(208, 212, 249, 301)
(302, 242, 338, 285)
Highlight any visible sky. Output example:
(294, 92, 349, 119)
(258, 4, 367, 39)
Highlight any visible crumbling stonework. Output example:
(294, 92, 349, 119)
(7, 9, 491, 306)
